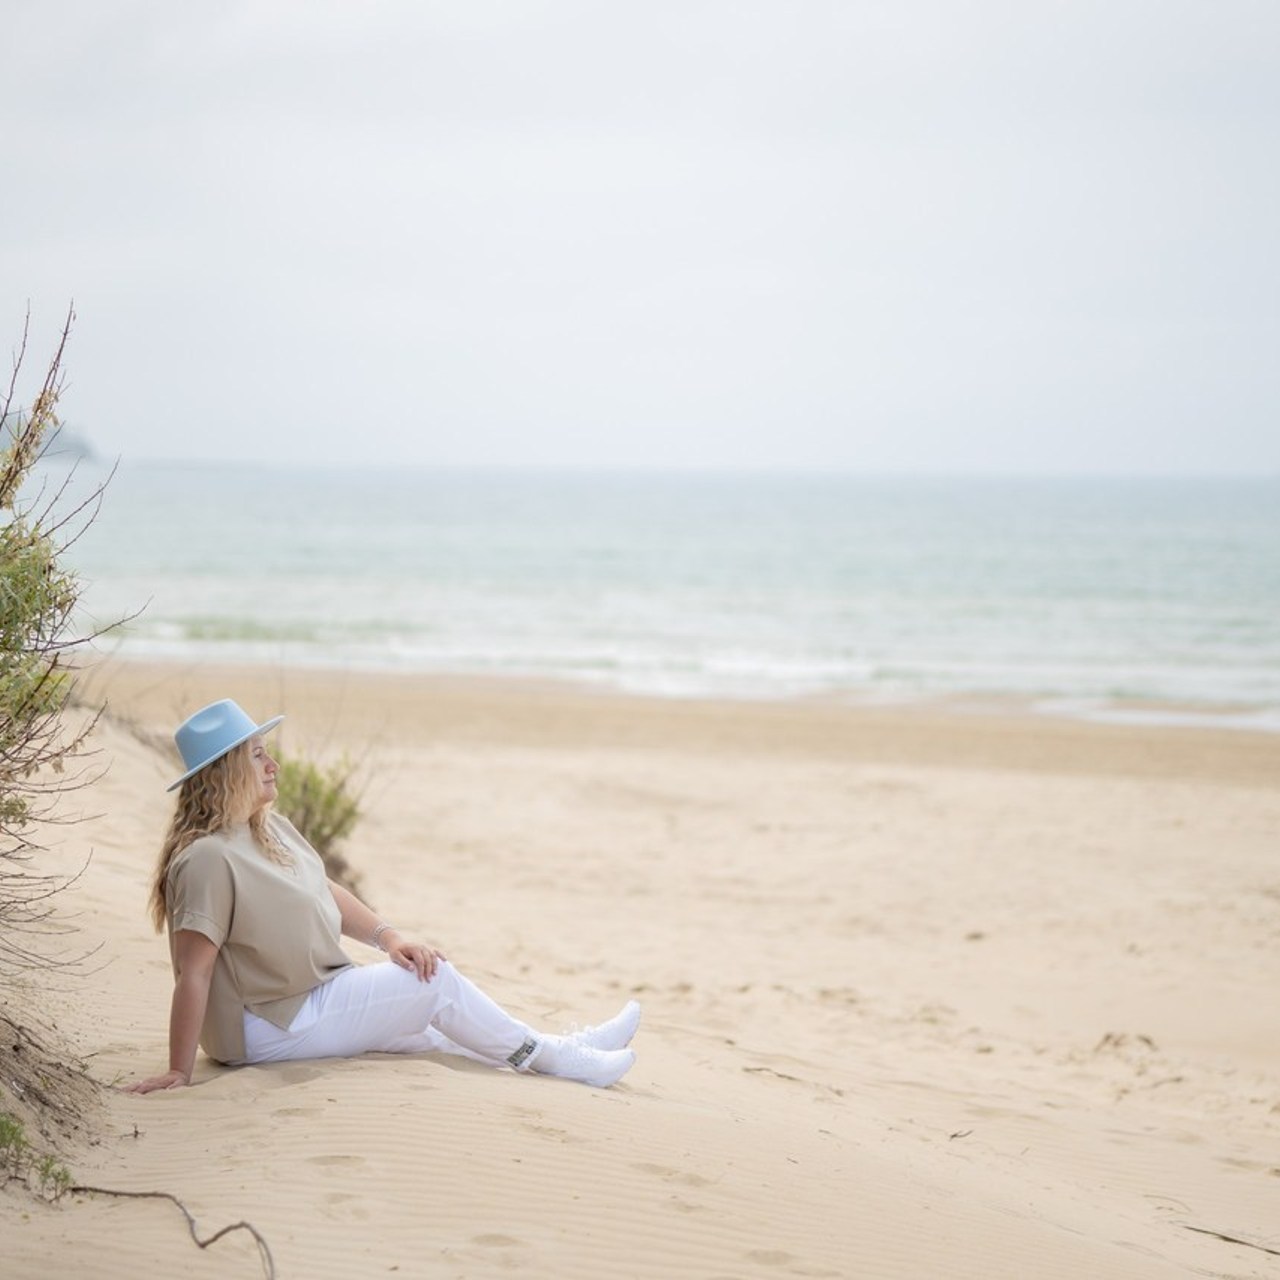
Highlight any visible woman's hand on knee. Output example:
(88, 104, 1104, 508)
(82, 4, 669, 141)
(387, 936, 447, 982)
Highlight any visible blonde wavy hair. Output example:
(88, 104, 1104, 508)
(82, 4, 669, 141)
(147, 739, 291, 932)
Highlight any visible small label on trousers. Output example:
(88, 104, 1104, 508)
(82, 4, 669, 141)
(506, 1037, 538, 1069)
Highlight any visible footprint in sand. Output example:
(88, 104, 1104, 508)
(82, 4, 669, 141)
(322, 1191, 370, 1221)
(631, 1161, 714, 1188)
(521, 1121, 582, 1144)
(742, 1250, 842, 1277)
(669, 1196, 706, 1215)
(1219, 1154, 1272, 1174)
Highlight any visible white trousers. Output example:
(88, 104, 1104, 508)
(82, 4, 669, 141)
(241, 960, 537, 1069)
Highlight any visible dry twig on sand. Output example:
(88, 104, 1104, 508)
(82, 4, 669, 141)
(68, 1183, 277, 1278)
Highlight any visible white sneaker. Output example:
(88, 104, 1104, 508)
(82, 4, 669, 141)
(565, 1000, 642, 1051)
(532, 1036, 636, 1088)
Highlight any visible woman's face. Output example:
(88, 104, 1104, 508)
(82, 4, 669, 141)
(247, 735, 279, 813)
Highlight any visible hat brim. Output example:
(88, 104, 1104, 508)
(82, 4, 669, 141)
(166, 714, 285, 791)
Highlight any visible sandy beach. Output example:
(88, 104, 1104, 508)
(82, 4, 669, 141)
(3, 658, 1278, 1278)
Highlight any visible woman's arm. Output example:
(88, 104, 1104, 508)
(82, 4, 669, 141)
(329, 879, 387, 947)
(126, 930, 219, 1094)
(328, 880, 444, 981)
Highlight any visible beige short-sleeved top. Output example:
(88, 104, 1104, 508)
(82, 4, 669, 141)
(165, 812, 353, 1064)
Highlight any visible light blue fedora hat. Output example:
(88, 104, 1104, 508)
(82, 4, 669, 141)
(168, 698, 284, 791)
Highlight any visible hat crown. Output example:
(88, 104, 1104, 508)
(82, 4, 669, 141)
(174, 699, 258, 773)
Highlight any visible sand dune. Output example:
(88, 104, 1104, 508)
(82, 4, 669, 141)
(3, 659, 1278, 1277)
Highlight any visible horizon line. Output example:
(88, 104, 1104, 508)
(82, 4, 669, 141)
(53, 455, 1280, 483)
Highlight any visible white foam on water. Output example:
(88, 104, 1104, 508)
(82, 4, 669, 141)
(48, 461, 1280, 731)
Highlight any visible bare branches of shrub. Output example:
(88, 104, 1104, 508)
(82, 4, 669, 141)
(1, 307, 125, 981)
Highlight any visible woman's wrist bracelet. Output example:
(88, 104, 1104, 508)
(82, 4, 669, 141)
(371, 922, 397, 951)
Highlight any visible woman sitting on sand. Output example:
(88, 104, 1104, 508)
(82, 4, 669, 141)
(128, 699, 639, 1094)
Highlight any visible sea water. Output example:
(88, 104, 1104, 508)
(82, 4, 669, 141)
(37, 460, 1280, 728)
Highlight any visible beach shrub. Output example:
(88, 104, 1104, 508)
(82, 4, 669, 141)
(0, 310, 115, 980)
(0, 1110, 72, 1199)
(273, 752, 365, 896)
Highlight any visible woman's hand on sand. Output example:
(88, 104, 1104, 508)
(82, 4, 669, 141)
(386, 936, 446, 981)
(125, 1069, 190, 1094)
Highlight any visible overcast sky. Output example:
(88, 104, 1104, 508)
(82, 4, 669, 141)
(4, 1, 1277, 473)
